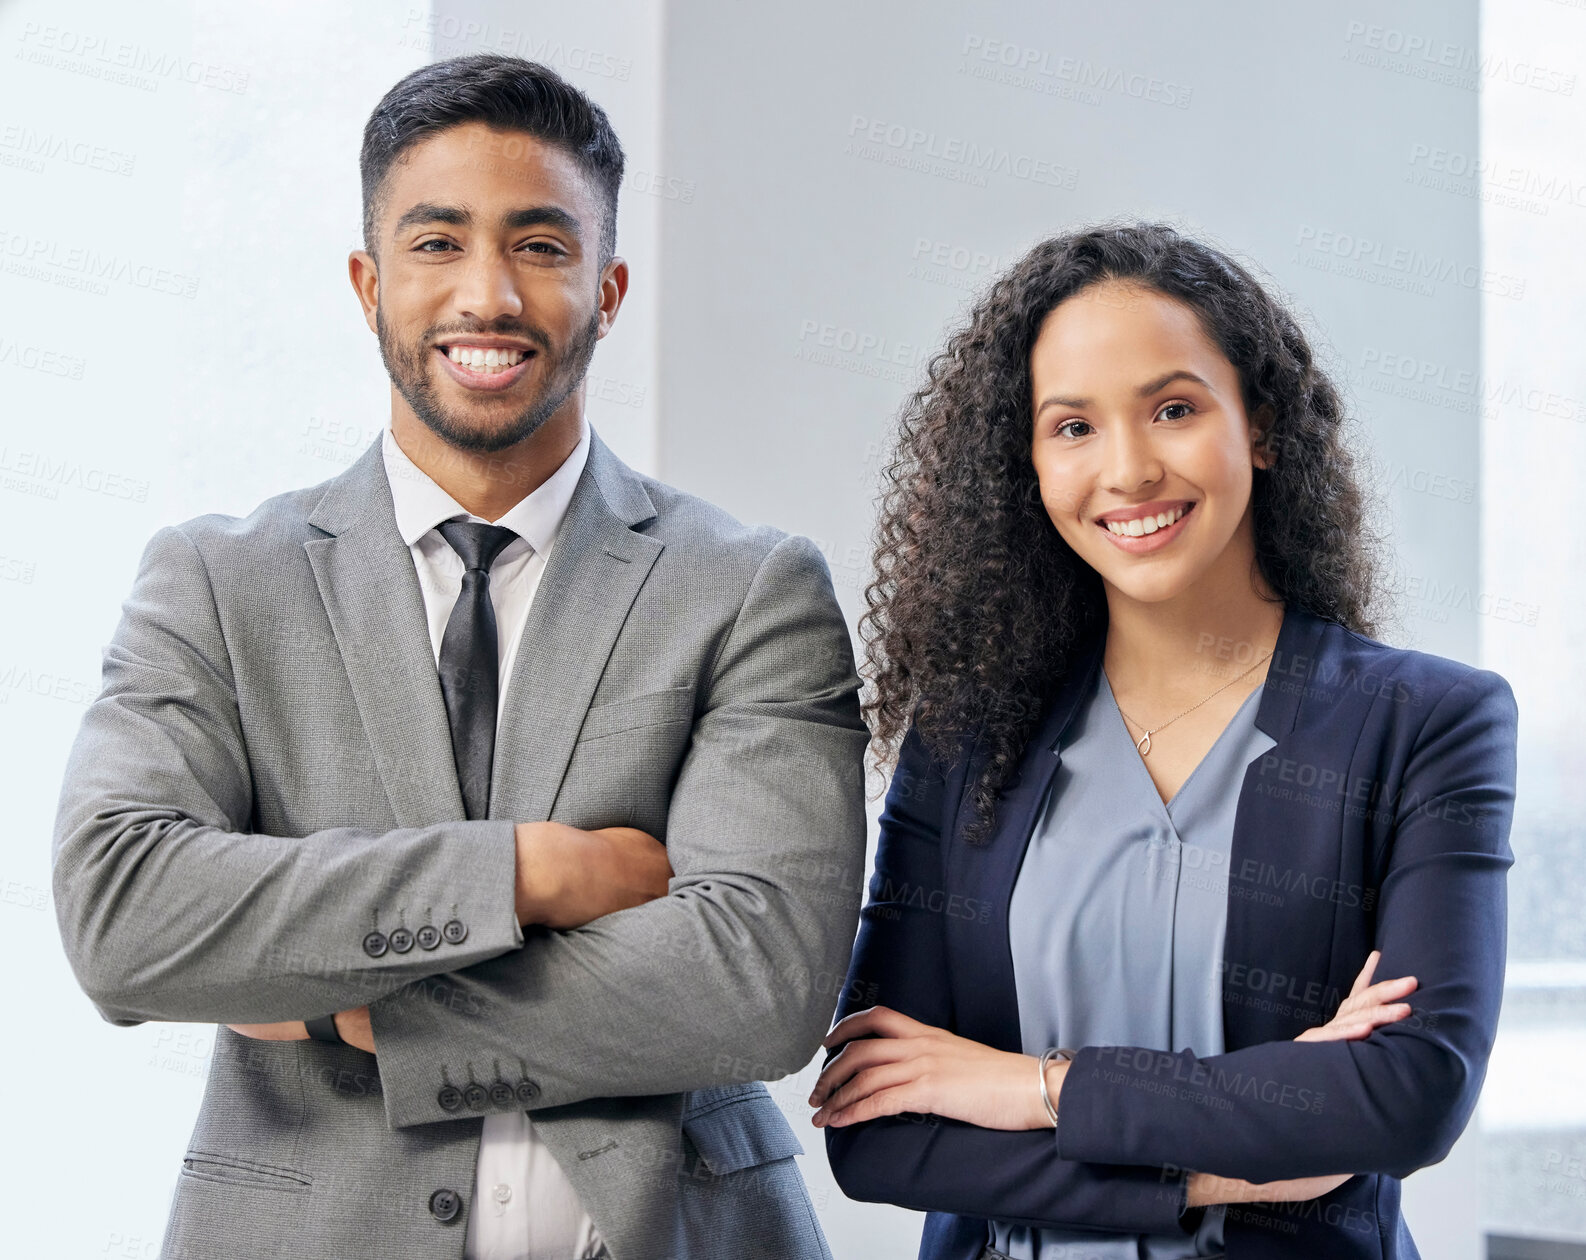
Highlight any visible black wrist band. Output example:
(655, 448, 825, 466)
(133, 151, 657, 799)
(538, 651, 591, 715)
(305, 1014, 344, 1044)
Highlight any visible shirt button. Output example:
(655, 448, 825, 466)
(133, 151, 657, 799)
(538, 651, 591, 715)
(492, 1183, 512, 1204)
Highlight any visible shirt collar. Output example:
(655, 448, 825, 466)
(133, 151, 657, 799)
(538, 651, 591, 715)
(381, 420, 592, 556)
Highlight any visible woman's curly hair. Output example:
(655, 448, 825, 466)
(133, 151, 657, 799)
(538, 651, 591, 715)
(859, 221, 1388, 845)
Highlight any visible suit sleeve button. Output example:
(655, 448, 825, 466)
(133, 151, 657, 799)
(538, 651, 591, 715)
(428, 1188, 462, 1222)
(362, 931, 388, 958)
(488, 1081, 514, 1107)
(442, 919, 468, 944)
(463, 1083, 488, 1110)
(437, 1085, 463, 1112)
(515, 1079, 540, 1104)
(416, 924, 441, 950)
(388, 927, 414, 953)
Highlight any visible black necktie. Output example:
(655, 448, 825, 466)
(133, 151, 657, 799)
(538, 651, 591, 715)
(436, 520, 520, 820)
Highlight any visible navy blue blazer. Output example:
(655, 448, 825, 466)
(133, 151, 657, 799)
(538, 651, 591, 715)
(825, 604, 1518, 1260)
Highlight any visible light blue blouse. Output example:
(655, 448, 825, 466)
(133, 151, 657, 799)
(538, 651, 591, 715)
(989, 667, 1276, 1259)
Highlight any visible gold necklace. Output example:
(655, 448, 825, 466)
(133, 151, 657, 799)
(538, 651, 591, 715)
(1111, 649, 1274, 757)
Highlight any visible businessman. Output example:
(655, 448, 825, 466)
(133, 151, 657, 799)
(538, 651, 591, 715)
(51, 54, 867, 1260)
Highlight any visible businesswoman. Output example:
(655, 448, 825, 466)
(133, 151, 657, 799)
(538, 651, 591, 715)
(811, 223, 1518, 1259)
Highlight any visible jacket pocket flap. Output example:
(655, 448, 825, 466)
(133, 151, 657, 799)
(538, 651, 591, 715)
(577, 686, 694, 742)
(681, 1095, 804, 1174)
(181, 1151, 312, 1192)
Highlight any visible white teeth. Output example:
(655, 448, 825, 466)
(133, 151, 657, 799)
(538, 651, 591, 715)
(445, 346, 527, 373)
(1104, 505, 1188, 537)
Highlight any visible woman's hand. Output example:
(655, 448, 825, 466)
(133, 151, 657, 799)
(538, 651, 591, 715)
(810, 1006, 1061, 1131)
(1184, 952, 1414, 1206)
(225, 1006, 376, 1053)
(1294, 950, 1417, 1042)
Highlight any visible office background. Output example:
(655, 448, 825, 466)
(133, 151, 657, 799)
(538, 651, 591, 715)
(1, 0, 1580, 1255)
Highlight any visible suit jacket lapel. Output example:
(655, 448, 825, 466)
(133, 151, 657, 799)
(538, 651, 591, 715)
(304, 439, 466, 828)
(489, 426, 663, 824)
(301, 426, 664, 832)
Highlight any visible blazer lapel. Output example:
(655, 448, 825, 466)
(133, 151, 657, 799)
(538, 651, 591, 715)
(300, 426, 665, 833)
(945, 631, 1107, 1051)
(1222, 603, 1335, 1048)
(488, 426, 664, 823)
(304, 439, 467, 828)
(945, 602, 1333, 1055)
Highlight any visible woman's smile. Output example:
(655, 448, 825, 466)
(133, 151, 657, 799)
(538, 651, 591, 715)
(1093, 499, 1197, 554)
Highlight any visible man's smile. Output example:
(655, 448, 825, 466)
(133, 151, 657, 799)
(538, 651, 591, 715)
(432, 337, 538, 391)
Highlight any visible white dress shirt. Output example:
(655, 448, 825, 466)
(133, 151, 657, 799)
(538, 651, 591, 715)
(381, 422, 605, 1260)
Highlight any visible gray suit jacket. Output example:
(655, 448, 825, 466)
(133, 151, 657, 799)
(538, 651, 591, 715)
(51, 426, 869, 1260)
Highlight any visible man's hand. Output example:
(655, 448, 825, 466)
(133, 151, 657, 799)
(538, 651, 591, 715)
(514, 821, 672, 929)
(1187, 1170, 1350, 1206)
(225, 1006, 375, 1053)
(226, 820, 672, 1051)
(333, 1006, 376, 1052)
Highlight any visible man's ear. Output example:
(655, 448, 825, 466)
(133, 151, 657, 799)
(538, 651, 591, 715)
(1250, 403, 1278, 470)
(596, 256, 629, 339)
(348, 249, 380, 333)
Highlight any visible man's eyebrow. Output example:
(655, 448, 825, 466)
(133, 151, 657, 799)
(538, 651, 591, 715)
(392, 202, 583, 240)
(502, 205, 581, 238)
(393, 202, 467, 235)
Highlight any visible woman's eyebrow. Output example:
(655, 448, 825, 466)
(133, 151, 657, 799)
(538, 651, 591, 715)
(1034, 369, 1214, 417)
(1137, 369, 1212, 396)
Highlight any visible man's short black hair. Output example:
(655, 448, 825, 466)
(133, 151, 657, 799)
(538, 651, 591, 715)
(360, 54, 625, 263)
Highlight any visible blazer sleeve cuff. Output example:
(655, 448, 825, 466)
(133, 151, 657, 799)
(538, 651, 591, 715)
(1057, 1050, 1204, 1232)
(1055, 1046, 1195, 1178)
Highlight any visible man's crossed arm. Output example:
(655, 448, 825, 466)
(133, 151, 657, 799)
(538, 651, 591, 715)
(53, 525, 869, 1127)
(226, 820, 673, 1050)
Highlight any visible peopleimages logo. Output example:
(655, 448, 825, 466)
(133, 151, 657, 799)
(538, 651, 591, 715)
(846, 115, 1079, 189)
(1355, 347, 1582, 424)
(958, 36, 1193, 109)
(1293, 225, 1525, 299)
(1342, 21, 1577, 95)
(1409, 144, 1586, 207)
(15, 21, 250, 93)
(0, 227, 200, 298)
(0, 125, 135, 176)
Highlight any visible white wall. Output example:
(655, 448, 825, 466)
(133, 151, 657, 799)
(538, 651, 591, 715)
(0, 1, 661, 1255)
(3, 0, 1529, 1256)
(655, 2, 1486, 1255)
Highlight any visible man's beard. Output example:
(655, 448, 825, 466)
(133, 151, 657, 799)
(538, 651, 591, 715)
(376, 305, 600, 455)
